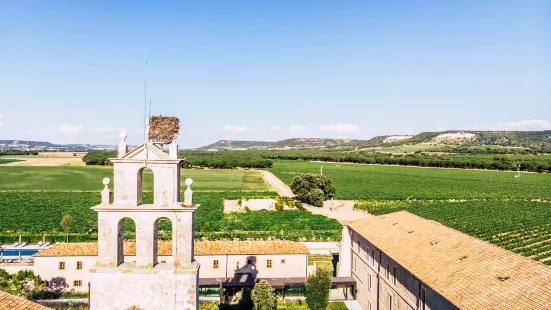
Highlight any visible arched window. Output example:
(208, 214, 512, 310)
(117, 217, 136, 266)
(154, 217, 173, 266)
(137, 167, 154, 205)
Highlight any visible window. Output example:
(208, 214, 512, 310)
(161, 260, 166, 263)
(368, 274, 372, 291)
(73, 280, 82, 287)
(421, 288, 426, 310)
(213, 260, 219, 269)
(281, 259, 286, 264)
(389, 294, 393, 310)
(267, 260, 272, 268)
(386, 264, 390, 279)
(247, 259, 252, 265)
(353, 258, 356, 271)
(368, 302, 372, 310)
(76, 261, 83, 270)
(236, 262, 240, 269)
(372, 249, 375, 265)
(357, 240, 361, 252)
(59, 262, 65, 270)
(393, 266, 397, 285)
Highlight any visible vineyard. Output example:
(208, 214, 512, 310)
(355, 200, 551, 265)
(0, 166, 269, 191)
(0, 190, 341, 242)
(269, 161, 551, 200)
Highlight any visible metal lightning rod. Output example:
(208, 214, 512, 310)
(143, 58, 148, 143)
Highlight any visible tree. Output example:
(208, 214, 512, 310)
(290, 173, 336, 207)
(251, 280, 276, 310)
(305, 267, 332, 310)
(237, 287, 254, 310)
(4, 270, 47, 299)
(61, 215, 73, 243)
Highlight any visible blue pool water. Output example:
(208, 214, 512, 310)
(1, 249, 40, 257)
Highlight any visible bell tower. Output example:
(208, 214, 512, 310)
(89, 116, 200, 310)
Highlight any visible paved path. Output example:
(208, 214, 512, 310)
(260, 170, 294, 197)
(343, 300, 363, 310)
(260, 170, 369, 221)
(304, 200, 370, 221)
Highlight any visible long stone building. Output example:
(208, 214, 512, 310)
(339, 211, 551, 310)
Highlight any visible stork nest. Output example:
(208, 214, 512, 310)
(148, 116, 180, 143)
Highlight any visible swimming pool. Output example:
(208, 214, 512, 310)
(0, 249, 41, 258)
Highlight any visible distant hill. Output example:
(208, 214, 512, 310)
(198, 138, 367, 150)
(0, 140, 117, 151)
(198, 130, 551, 151)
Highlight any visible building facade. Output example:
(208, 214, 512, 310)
(32, 241, 309, 293)
(339, 211, 551, 310)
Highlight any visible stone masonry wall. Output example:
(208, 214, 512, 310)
(90, 271, 198, 310)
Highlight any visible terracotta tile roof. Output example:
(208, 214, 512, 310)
(33, 241, 308, 257)
(348, 211, 551, 310)
(0, 290, 52, 310)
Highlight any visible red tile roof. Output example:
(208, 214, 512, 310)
(33, 241, 308, 257)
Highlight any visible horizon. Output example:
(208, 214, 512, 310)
(1, 1, 550, 148)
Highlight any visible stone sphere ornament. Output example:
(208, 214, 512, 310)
(102, 177, 111, 185)
(185, 178, 193, 186)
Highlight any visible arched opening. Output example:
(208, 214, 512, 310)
(154, 217, 173, 265)
(117, 217, 136, 266)
(137, 167, 154, 205)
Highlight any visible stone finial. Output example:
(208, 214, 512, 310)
(169, 140, 178, 159)
(117, 131, 128, 158)
(101, 178, 111, 205)
(184, 178, 193, 205)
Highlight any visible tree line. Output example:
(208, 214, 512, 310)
(82, 149, 551, 173)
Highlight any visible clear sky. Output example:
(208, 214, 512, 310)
(1, 0, 550, 148)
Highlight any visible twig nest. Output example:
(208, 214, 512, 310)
(148, 116, 180, 143)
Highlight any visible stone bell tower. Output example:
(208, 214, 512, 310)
(90, 116, 200, 310)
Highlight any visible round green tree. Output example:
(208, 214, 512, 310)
(251, 280, 276, 310)
(290, 173, 336, 207)
(305, 267, 332, 310)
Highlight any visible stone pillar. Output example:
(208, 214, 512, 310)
(101, 178, 110, 205)
(169, 140, 178, 159)
(173, 211, 194, 267)
(117, 132, 128, 158)
(338, 225, 352, 277)
(113, 163, 141, 206)
(150, 163, 180, 207)
(135, 218, 155, 268)
(184, 178, 193, 205)
(97, 214, 121, 267)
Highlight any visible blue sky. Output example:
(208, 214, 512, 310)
(1, 0, 550, 148)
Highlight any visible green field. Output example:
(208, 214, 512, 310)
(0, 165, 341, 242)
(270, 160, 551, 263)
(355, 200, 551, 265)
(0, 166, 269, 191)
(0, 191, 341, 242)
(270, 161, 551, 200)
(0, 159, 22, 165)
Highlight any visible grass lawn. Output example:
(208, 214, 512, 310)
(0, 166, 269, 191)
(269, 161, 551, 200)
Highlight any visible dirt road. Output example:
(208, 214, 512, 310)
(260, 170, 294, 197)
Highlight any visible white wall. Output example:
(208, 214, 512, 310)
(196, 254, 307, 279)
(34, 253, 308, 292)
(34, 256, 96, 292)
